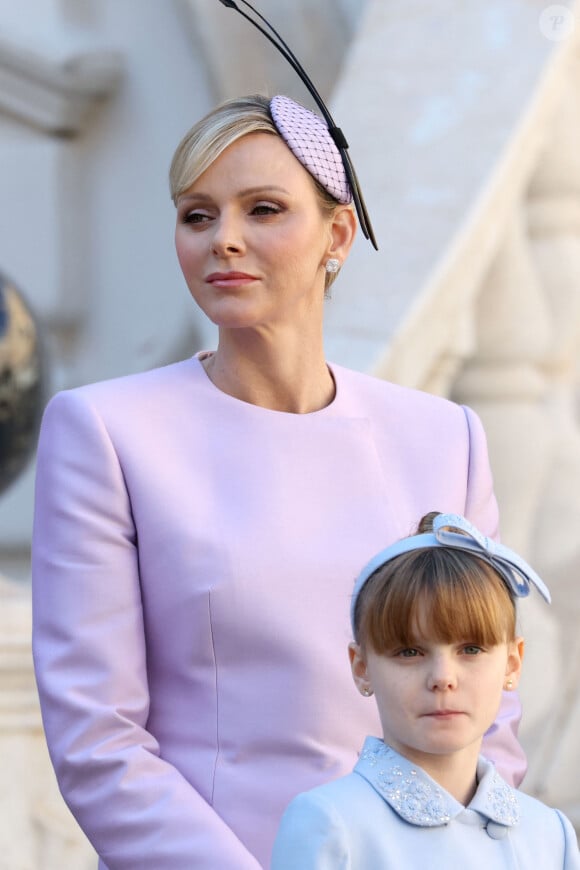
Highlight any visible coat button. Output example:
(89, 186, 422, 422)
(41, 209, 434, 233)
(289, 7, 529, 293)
(486, 821, 508, 839)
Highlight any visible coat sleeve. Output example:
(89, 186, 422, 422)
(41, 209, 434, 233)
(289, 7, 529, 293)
(31, 390, 261, 870)
(558, 810, 580, 868)
(271, 793, 350, 870)
(462, 405, 527, 788)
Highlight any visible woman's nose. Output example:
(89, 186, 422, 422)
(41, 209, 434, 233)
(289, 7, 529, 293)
(210, 213, 245, 257)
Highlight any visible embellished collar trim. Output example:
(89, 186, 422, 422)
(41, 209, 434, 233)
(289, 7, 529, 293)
(354, 737, 520, 830)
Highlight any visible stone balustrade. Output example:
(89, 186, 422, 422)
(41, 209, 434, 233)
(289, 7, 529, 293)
(325, 0, 580, 826)
(0, 576, 95, 868)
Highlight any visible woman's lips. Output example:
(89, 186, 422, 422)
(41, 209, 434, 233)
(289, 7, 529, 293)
(205, 272, 258, 287)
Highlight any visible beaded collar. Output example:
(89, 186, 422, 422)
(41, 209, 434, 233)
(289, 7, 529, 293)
(355, 737, 520, 831)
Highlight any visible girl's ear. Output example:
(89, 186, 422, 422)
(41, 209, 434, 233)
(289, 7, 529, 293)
(504, 637, 525, 690)
(349, 642, 372, 696)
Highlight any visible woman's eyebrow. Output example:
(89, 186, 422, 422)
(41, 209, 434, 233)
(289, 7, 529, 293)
(178, 185, 290, 204)
(237, 185, 291, 196)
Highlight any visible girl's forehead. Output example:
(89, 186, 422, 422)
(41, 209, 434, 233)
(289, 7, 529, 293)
(410, 596, 431, 628)
(407, 597, 461, 639)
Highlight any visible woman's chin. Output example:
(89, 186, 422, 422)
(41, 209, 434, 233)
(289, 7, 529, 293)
(195, 297, 267, 331)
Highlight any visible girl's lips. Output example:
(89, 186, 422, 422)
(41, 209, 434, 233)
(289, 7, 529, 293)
(423, 710, 465, 718)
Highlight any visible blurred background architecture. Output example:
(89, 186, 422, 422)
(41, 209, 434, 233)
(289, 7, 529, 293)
(0, 0, 579, 865)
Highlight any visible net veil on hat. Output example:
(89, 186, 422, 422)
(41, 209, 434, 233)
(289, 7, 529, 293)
(269, 95, 352, 204)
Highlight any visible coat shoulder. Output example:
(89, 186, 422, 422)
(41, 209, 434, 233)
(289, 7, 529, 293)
(330, 363, 471, 442)
(44, 359, 199, 418)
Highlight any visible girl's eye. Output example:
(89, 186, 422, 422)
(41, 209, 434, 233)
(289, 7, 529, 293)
(462, 644, 483, 655)
(396, 648, 421, 658)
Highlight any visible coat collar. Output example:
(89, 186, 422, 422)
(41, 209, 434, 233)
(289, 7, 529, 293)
(354, 736, 520, 830)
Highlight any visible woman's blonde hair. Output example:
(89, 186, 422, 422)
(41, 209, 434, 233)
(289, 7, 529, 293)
(353, 513, 517, 653)
(169, 94, 349, 290)
(169, 95, 277, 204)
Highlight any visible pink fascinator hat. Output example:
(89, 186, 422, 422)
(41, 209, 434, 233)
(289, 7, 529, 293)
(269, 95, 352, 205)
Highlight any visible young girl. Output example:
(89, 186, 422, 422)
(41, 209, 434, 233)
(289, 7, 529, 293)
(271, 512, 580, 869)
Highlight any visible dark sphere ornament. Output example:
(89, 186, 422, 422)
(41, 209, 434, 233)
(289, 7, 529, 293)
(0, 273, 45, 495)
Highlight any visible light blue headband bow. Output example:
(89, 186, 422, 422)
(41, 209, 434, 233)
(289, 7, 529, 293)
(350, 513, 551, 634)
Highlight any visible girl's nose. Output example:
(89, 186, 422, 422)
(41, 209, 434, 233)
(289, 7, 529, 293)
(427, 654, 458, 691)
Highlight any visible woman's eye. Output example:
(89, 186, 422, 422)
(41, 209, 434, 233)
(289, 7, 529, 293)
(182, 211, 211, 225)
(251, 203, 282, 216)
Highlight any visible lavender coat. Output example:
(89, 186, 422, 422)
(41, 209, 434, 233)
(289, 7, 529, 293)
(32, 356, 525, 869)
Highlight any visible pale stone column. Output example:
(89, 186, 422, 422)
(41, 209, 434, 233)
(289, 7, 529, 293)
(450, 47, 580, 821)
(0, 577, 95, 869)
(521, 59, 580, 814)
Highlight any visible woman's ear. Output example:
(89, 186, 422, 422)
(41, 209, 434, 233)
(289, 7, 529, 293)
(349, 642, 372, 697)
(504, 637, 525, 691)
(327, 204, 357, 263)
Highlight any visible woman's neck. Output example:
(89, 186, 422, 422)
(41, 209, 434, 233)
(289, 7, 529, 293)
(201, 327, 335, 413)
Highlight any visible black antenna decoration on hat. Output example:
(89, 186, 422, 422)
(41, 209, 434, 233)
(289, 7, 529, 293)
(216, 0, 378, 250)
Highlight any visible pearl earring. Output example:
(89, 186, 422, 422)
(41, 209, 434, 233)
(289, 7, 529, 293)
(505, 679, 513, 690)
(361, 687, 373, 697)
(325, 258, 340, 274)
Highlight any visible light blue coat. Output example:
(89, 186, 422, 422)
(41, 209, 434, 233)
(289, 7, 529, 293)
(271, 737, 580, 869)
